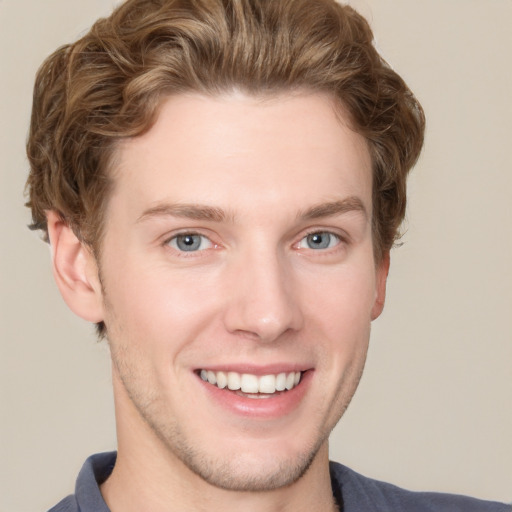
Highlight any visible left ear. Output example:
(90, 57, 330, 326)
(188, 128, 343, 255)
(371, 251, 390, 320)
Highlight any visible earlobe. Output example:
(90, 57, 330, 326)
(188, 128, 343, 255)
(371, 251, 390, 320)
(47, 211, 104, 323)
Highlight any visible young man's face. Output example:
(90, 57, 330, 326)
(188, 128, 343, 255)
(95, 92, 387, 491)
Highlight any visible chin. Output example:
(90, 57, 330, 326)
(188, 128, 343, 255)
(137, 400, 327, 492)
(171, 434, 325, 492)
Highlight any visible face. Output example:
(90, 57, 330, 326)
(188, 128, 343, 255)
(97, 92, 387, 491)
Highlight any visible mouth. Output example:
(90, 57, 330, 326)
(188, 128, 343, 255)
(198, 369, 303, 398)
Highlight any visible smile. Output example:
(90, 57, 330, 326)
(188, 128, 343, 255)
(199, 370, 302, 395)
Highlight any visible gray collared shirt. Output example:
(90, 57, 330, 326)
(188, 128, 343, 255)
(48, 452, 510, 512)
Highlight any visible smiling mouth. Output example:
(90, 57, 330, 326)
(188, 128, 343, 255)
(198, 369, 302, 397)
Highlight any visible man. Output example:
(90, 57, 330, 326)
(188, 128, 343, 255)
(25, 0, 509, 510)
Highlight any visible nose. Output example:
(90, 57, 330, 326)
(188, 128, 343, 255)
(222, 247, 304, 343)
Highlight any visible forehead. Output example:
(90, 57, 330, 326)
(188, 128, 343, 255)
(108, 91, 372, 222)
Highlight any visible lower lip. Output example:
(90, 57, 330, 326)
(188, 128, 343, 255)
(197, 371, 313, 419)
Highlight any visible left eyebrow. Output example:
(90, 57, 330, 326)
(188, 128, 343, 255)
(297, 196, 368, 221)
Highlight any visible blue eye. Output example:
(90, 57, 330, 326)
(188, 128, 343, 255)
(168, 234, 213, 252)
(298, 232, 340, 250)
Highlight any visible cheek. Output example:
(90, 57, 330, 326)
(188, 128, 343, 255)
(102, 260, 222, 353)
(303, 264, 376, 334)
(299, 262, 375, 384)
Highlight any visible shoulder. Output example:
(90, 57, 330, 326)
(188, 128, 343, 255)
(47, 495, 78, 512)
(46, 452, 116, 512)
(330, 461, 511, 512)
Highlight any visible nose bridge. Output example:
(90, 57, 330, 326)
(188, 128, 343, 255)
(223, 242, 303, 342)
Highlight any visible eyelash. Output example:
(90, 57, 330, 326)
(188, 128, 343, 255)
(164, 232, 216, 254)
(294, 229, 346, 252)
(163, 228, 346, 256)
(297, 231, 341, 251)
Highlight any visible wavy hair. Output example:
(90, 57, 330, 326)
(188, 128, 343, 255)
(26, 0, 425, 263)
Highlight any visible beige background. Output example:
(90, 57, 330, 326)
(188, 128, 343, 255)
(1, 0, 511, 510)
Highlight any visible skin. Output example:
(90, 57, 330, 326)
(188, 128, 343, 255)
(48, 91, 389, 512)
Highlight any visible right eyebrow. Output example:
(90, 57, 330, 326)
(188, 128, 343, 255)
(136, 203, 230, 224)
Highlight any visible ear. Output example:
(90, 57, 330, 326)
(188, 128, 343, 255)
(47, 211, 104, 323)
(371, 251, 390, 320)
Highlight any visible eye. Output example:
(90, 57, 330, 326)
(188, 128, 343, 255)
(297, 231, 340, 250)
(167, 233, 213, 252)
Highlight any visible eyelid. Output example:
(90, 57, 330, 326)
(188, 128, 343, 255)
(296, 230, 342, 250)
(169, 234, 212, 251)
(163, 229, 219, 253)
(296, 225, 349, 244)
(160, 226, 349, 254)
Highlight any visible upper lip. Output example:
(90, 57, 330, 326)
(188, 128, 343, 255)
(194, 364, 312, 375)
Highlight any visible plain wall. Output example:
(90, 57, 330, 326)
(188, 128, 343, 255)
(1, 1, 510, 510)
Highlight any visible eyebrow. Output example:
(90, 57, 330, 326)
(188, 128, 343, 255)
(298, 196, 368, 221)
(136, 196, 367, 224)
(136, 203, 229, 223)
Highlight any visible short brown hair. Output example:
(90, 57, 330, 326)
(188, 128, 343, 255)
(26, 0, 424, 262)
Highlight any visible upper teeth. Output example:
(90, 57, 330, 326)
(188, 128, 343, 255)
(200, 370, 301, 394)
